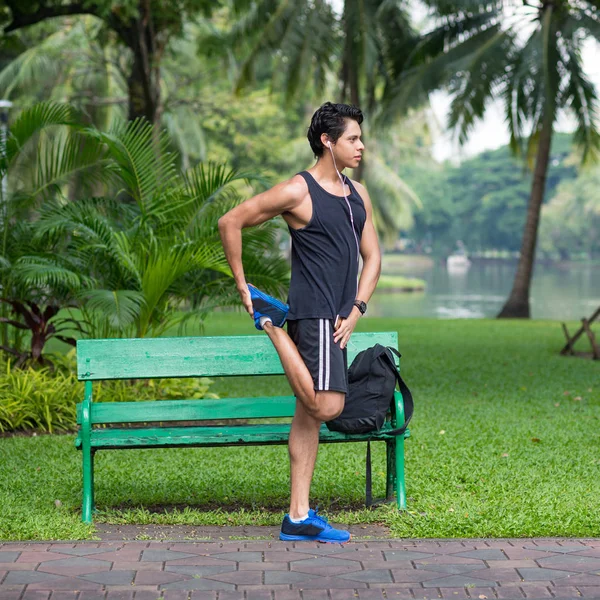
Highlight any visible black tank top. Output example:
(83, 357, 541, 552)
(287, 170, 367, 321)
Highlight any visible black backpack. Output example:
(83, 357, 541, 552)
(326, 344, 414, 506)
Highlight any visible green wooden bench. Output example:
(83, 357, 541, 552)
(75, 332, 411, 523)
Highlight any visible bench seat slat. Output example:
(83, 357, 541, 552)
(75, 424, 410, 450)
(77, 332, 399, 380)
(76, 397, 298, 425)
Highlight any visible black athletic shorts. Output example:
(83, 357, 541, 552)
(287, 319, 348, 394)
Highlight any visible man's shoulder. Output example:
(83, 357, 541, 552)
(277, 173, 309, 204)
(349, 178, 367, 194)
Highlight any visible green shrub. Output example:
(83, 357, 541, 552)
(0, 353, 217, 434)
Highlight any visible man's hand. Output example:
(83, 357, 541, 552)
(333, 308, 361, 349)
(238, 284, 253, 317)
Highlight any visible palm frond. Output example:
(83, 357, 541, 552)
(78, 289, 146, 331)
(86, 119, 177, 214)
(4, 102, 80, 166)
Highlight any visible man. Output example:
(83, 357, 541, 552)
(218, 102, 381, 542)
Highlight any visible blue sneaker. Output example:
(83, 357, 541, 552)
(279, 508, 351, 543)
(247, 283, 289, 330)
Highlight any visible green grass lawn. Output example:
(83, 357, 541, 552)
(1, 314, 599, 541)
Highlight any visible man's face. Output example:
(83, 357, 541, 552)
(331, 119, 364, 169)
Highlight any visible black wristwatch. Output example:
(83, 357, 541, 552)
(354, 300, 367, 315)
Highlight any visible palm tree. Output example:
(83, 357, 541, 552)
(1, 102, 289, 362)
(201, 0, 422, 245)
(387, 0, 600, 318)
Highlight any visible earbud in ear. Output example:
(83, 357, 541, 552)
(328, 142, 332, 148)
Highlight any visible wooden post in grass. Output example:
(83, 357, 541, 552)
(561, 306, 600, 359)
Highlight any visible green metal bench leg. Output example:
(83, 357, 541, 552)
(395, 435, 407, 510)
(82, 444, 94, 523)
(386, 441, 395, 501)
(81, 380, 95, 523)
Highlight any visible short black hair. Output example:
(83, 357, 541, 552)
(307, 102, 364, 158)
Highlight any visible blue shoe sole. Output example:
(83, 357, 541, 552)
(279, 532, 351, 544)
(248, 283, 289, 330)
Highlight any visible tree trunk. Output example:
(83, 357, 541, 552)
(112, 0, 163, 123)
(497, 111, 554, 319)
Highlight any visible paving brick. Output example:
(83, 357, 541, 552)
(159, 578, 234, 591)
(292, 576, 367, 589)
(494, 587, 525, 599)
(518, 567, 577, 581)
(4, 571, 63, 585)
(538, 555, 600, 571)
(390, 568, 450, 583)
(271, 591, 302, 600)
(413, 555, 484, 566)
(299, 590, 329, 600)
(452, 549, 508, 561)
(112, 562, 164, 571)
(265, 571, 315, 585)
(329, 590, 360, 600)
(78, 592, 107, 600)
(0, 552, 19, 563)
(263, 551, 312, 563)
(243, 591, 272, 600)
(501, 549, 555, 561)
(27, 577, 103, 591)
(0, 562, 38, 571)
(161, 591, 194, 600)
(142, 550, 198, 563)
(553, 574, 600, 586)
(52, 548, 109, 557)
(437, 587, 469, 598)
(78, 570, 136, 585)
(16, 552, 71, 564)
(486, 560, 539, 569)
(421, 574, 498, 588)
(209, 552, 263, 563)
(132, 593, 162, 600)
(213, 592, 244, 600)
(48, 592, 79, 600)
(467, 587, 496, 599)
(165, 565, 236, 578)
(207, 570, 263, 585)
(105, 592, 135, 600)
(524, 544, 586, 553)
(384, 550, 436, 561)
(518, 583, 553, 597)
(290, 564, 358, 577)
(0, 590, 23, 600)
(160, 557, 235, 567)
(21, 591, 52, 600)
(239, 562, 288, 571)
(415, 564, 485, 576)
(39, 566, 112, 578)
(134, 570, 187, 585)
(338, 569, 393, 584)
(578, 586, 600, 597)
(92, 551, 142, 563)
(356, 590, 385, 599)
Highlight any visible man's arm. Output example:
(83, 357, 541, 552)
(333, 180, 381, 349)
(355, 181, 382, 306)
(218, 176, 305, 315)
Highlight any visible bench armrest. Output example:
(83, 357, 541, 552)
(392, 389, 405, 428)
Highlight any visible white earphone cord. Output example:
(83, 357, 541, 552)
(328, 143, 360, 262)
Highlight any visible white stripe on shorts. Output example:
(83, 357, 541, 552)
(325, 320, 330, 390)
(318, 318, 324, 390)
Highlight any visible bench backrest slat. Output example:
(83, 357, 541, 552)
(76, 332, 398, 380)
(77, 397, 298, 424)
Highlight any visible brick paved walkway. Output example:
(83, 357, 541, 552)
(1, 538, 600, 600)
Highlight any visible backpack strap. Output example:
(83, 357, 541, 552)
(365, 440, 373, 507)
(382, 347, 414, 436)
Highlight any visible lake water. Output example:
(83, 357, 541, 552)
(368, 260, 600, 321)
